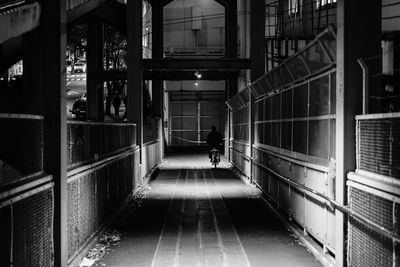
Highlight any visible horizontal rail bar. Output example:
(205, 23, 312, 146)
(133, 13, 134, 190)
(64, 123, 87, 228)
(355, 111, 400, 120)
(67, 120, 136, 127)
(251, 157, 400, 244)
(0, 174, 52, 200)
(253, 144, 329, 172)
(255, 114, 336, 124)
(0, 181, 53, 208)
(349, 170, 400, 197)
(230, 139, 250, 146)
(0, 113, 43, 120)
(67, 147, 138, 183)
(228, 146, 251, 161)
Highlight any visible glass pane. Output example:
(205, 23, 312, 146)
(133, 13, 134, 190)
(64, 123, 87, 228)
(271, 93, 281, 120)
(259, 76, 273, 94)
(330, 119, 335, 158)
(309, 75, 330, 116)
(282, 89, 293, 119)
(276, 64, 294, 86)
(281, 121, 292, 150)
(308, 119, 329, 159)
(301, 42, 331, 74)
(285, 56, 309, 80)
(320, 30, 336, 62)
(264, 122, 271, 146)
(265, 98, 272, 121)
(271, 122, 281, 147)
(293, 84, 308, 118)
(330, 71, 336, 114)
(293, 121, 307, 154)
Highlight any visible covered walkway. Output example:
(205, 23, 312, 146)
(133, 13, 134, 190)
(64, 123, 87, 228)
(92, 154, 321, 267)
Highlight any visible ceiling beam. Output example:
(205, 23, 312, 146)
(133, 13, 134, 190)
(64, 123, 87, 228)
(87, 69, 239, 81)
(143, 58, 251, 70)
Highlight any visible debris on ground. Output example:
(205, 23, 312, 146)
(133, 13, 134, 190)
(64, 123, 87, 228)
(79, 185, 152, 267)
(79, 230, 122, 266)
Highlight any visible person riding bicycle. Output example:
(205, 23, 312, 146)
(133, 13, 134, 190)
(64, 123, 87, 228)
(206, 126, 223, 162)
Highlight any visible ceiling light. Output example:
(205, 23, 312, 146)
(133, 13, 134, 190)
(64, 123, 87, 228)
(194, 70, 202, 79)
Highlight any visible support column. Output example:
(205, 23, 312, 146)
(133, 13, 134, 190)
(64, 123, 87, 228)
(40, 0, 67, 266)
(127, 0, 143, 152)
(227, 0, 238, 58)
(87, 23, 104, 121)
(335, 1, 381, 266)
(249, 0, 265, 180)
(152, 3, 163, 118)
(22, 29, 43, 115)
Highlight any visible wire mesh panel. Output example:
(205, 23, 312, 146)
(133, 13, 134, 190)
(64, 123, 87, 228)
(67, 122, 136, 167)
(348, 186, 398, 267)
(0, 114, 43, 186)
(67, 153, 136, 262)
(12, 187, 54, 267)
(356, 115, 400, 179)
(169, 91, 225, 147)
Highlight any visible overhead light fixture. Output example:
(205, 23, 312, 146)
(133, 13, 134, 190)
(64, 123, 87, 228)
(194, 70, 202, 79)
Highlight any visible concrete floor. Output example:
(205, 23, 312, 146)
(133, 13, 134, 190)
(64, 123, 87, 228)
(93, 154, 322, 267)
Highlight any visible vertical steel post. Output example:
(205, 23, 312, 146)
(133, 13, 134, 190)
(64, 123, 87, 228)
(152, 2, 163, 119)
(87, 23, 104, 121)
(127, 0, 143, 161)
(335, 0, 381, 266)
(41, 0, 67, 265)
(250, 0, 265, 181)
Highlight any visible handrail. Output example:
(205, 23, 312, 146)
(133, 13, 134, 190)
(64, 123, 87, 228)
(67, 120, 135, 127)
(357, 58, 369, 114)
(250, 157, 400, 243)
(0, 113, 43, 120)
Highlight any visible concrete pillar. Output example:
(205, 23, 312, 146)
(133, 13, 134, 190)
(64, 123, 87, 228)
(249, 0, 265, 180)
(40, 0, 68, 266)
(335, 1, 381, 266)
(87, 23, 104, 121)
(250, 0, 265, 81)
(152, 3, 163, 118)
(127, 0, 143, 151)
(22, 29, 43, 115)
(227, 0, 238, 58)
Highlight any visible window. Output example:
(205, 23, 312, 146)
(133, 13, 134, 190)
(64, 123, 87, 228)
(316, 0, 337, 9)
(288, 0, 300, 15)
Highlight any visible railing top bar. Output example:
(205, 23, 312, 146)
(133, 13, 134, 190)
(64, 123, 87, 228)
(228, 26, 336, 103)
(250, 157, 400, 243)
(143, 140, 159, 146)
(67, 120, 136, 127)
(355, 111, 400, 120)
(0, 113, 43, 120)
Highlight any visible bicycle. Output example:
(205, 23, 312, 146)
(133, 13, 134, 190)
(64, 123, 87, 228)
(210, 148, 220, 168)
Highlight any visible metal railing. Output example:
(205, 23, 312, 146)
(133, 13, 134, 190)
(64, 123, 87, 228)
(163, 46, 225, 58)
(0, 113, 44, 186)
(67, 121, 136, 168)
(357, 55, 400, 115)
(265, 0, 337, 39)
(248, 26, 336, 101)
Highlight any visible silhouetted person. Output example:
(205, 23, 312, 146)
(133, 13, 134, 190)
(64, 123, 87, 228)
(113, 93, 121, 117)
(206, 126, 223, 160)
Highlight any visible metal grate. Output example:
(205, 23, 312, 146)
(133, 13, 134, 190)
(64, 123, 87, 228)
(12, 188, 53, 267)
(348, 219, 393, 267)
(349, 187, 394, 231)
(357, 117, 400, 179)
(348, 186, 398, 267)
(0, 116, 43, 185)
(67, 154, 135, 261)
(67, 122, 136, 167)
